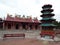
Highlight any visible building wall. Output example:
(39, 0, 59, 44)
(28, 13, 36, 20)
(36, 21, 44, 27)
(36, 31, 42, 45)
(3, 21, 41, 30)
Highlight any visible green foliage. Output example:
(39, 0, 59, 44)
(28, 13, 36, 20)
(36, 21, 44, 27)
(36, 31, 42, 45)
(54, 21, 60, 29)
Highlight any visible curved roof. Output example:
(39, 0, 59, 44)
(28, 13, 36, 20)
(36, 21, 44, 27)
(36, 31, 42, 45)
(4, 15, 41, 23)
(41, 9, 53, 13)
(42, 4, 52, 9)
(40, 14, 55, 17)
(41, 18, 55, 21)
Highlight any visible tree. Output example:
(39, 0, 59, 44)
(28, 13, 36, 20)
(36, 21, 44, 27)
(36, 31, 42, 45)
(54, 21, 60, 29)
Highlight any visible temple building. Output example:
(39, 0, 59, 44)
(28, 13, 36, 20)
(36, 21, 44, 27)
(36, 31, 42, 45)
(0, 14, 41, 30)
(0, 4, 58, 39)
(40, 4, 56, 39)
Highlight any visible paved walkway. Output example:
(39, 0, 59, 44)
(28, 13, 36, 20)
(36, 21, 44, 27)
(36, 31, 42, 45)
(0, 38, 60, 45)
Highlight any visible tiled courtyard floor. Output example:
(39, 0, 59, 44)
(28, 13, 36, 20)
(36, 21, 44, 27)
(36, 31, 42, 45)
(0, 38, 60, 45)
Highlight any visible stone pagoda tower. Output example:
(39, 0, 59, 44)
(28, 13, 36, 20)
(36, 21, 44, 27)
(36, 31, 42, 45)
(40, 4, 56, 39)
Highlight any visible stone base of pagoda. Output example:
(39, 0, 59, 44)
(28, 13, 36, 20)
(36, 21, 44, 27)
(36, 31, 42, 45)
(40, 30, 55, 39)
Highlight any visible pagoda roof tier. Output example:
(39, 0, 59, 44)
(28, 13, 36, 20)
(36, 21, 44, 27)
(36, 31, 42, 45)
(40, 23, 56, 26)
(41, 9, 53, 13)
(41, 20, 55, 21)
(41, 18, 55, 21)
(40, 14, 54, 17)
(42, 4, 52, 9)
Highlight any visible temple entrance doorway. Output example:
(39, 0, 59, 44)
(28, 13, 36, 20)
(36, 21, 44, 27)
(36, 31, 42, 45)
(15, 24, 19, 29)
(0, 23, 3, 29)
(22, 24, 26, 30)
(30, 25, 32, 30)
(35, 25, 38, 30)
(8, 23, 11, 29)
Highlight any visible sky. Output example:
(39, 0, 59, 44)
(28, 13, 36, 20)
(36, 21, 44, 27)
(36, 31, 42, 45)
(0, 0, 60, 21)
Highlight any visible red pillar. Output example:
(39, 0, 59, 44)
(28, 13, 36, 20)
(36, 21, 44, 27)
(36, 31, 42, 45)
(33, 23, 36, 30)
(27, 24, 30, 30)
(32, 25, 35, 30)
(19, 24, 23, 30)
(12, 22, 15, 30)
(25, 25, 28, 30)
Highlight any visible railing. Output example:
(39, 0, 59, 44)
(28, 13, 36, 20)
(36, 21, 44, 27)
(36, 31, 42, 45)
(3, 34, 25, 38)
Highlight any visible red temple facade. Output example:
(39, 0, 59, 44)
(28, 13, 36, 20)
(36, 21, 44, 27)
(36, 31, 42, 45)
(0, 14, 41, 30)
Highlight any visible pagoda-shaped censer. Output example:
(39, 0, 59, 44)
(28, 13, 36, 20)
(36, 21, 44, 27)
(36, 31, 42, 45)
(40, 4, 56, 39)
